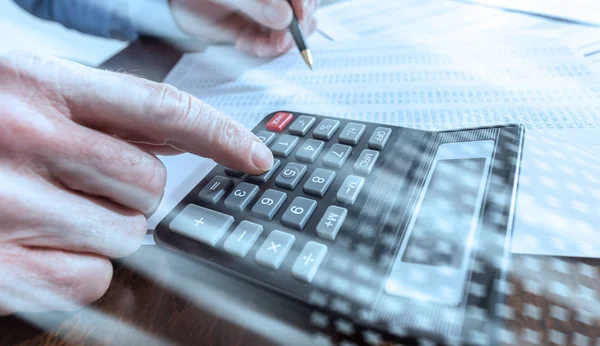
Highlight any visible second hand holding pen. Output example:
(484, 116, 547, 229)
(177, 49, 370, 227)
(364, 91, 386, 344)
(286, 0, 313, 69)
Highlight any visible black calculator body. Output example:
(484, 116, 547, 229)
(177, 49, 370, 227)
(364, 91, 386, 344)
(154, 111, 525, 345)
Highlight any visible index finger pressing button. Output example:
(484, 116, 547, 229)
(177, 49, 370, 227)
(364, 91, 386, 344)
(169, 205, 234, 246)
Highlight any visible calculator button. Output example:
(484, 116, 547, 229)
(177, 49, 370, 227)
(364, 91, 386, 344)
(256, 131, 276, 146)
(251, 189, 287, 220)
(292, 241, 328, 283)
(266, 112, 294, 132)
(353, 149, 380, 175)
(255, 230, 295, 270)
(275, 163, 307, 189)
(338, 123, 366, 145)
(271, 134, 299, 157)
(296, 139, 325, 163)
(303, 169, 336, 197)
(224, 182, 259, 211)
(224, 168, 244, 178)
(247, 159, 281, 183)
(313, 119, 340, 140)
(336, 175, 365, 204)
(288, 115, 316, 136)
(316, 206, 348, 240)
(223, 221, 263, 258)
(169, 205, 234, 246)
(248, 159, 281, 183)
(198, 176, 233, 204)
(368, 127, 392, 150)
(281, 197, 317, 230)
(322, 144, 352, 169)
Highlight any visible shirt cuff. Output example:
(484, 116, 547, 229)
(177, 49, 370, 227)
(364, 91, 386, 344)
(128, 0, 191, 39)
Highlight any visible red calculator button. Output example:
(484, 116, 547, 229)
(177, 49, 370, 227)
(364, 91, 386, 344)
(266, 112, 294, 132)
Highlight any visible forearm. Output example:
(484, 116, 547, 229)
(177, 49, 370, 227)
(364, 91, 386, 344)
(12, 0, 187, 41)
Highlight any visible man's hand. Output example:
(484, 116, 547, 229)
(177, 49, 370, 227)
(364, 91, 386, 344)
(0, 52, 273, 314)
(170, 0, 319, 57)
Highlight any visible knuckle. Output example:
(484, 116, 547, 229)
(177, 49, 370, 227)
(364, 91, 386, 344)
(208, 111, 248, 153)
(0, 105, 58, 156)
(146, 82, 191, 130)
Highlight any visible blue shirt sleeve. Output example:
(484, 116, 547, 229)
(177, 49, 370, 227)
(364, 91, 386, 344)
(12, 0, 139, 41)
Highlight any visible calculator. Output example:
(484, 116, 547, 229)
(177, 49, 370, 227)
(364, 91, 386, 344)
(154, 111, 525, 345)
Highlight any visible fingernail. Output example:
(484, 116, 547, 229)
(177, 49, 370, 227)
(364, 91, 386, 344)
(263, 2, 291, 28)
(251, 140, 273, 171)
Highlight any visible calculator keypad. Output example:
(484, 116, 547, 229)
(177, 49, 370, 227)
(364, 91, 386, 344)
(316, 206, 347, 240)
(303, 168, 336, 197)
(313, 119, 340, 140)
(266, 112, 294, 132)
(288, 115, 316, 135)
(368, 127, 392, 150)
(292, 241, 328, 283)
(271, 135, 299, 157)
(256, 131, 276, 146)
(169, 205, 234, 246)
(322, 144, 352, 169)
(198, 176, 233, 204)
(224, 182, 259, 211)
(166, 112, 395, 290)
(281, 197, 318, 230)
(295, 139, 325, 163)
(354, 149, 379, 175)
(251, 189, 287, 220)
(255, 230, 295, 269)
(338, 123, 366, 145)
(336, 175, 365, 204)
(275, 163, 307, 189)
(223, 221, 263, 257)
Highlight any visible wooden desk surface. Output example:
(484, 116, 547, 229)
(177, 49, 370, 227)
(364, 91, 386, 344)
(2, 38, 600, 346)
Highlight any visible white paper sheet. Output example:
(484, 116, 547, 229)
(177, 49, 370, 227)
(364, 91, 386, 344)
(464, 0, 600, 26)
(316, 0, 600, 64)
(153, 36, 600, 257)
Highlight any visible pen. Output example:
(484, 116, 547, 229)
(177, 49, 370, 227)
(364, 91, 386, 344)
(287, 0, 313, 69)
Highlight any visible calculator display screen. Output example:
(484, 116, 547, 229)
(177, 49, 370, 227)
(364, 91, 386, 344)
(401, 158, 486, 268)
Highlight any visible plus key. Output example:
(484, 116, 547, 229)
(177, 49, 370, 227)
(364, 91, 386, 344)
(266, 112, 294, 132)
